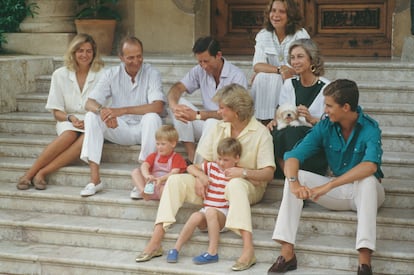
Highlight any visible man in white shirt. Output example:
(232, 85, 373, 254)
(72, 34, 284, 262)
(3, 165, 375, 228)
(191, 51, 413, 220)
(168, 36, 248, 162)
(80, 36, 166, 197)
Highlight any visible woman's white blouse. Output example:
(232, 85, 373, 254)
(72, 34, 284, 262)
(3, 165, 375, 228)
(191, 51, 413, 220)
(253, 28, 310, 67)
(45, 66, 104, 135)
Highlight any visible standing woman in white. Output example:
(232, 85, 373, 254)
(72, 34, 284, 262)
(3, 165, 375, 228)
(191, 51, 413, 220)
(17, 33, 104, 190)
(251, 0, 309, 124)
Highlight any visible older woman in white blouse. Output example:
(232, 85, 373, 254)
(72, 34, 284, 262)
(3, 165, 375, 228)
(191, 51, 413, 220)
(251, 0, 309, 124)
(17, 33, 105, 190)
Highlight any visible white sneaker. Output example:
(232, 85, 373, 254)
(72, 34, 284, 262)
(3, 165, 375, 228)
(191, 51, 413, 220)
(80, 182, 104, 197)
(130, 187, 142, 199)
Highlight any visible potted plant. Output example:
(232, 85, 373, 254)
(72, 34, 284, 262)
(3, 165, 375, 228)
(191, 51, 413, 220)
(75, 0, 121, 55)
(0, 0, 38, 51)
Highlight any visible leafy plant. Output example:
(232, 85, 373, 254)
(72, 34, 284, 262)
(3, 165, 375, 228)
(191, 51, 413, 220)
(76, 0, 121, 20)
(0, 0, 38, 49)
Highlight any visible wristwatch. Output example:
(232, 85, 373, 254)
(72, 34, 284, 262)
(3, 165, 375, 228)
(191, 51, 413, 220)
(242, 169, 248, 179)
(195, 110, 201, 120)
(288, 176, 297, 182)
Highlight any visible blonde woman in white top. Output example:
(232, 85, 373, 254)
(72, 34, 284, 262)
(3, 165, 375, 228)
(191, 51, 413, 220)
(17, 33, 104, 190)
(251, 0, 309, 124)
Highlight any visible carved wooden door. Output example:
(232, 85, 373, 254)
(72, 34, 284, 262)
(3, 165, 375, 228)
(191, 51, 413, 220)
(303, 0, 395, 57)
(211, 0, 394, 57)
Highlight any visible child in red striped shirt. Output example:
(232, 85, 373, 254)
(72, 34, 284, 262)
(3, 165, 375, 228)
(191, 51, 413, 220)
(166, 137, 242, 265)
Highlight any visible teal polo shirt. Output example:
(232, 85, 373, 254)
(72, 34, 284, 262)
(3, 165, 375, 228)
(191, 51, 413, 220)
(284, 106, 384, 179)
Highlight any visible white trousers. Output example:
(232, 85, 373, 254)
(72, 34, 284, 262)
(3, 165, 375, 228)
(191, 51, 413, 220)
(80, 112, 162, 164)
(170, 97, 218, 143)
(272, 170, 385, 251)
(250, 72, 283, 120)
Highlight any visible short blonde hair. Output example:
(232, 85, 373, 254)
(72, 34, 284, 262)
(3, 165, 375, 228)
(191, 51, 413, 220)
(155, 125, 179, 142)
(217, 137, 242, 158)
(213, 83, 254, 122)
(64, 33, 104, 72)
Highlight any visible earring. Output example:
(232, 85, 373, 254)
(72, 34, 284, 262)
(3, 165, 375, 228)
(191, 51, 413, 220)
(310, 65, 316, 73)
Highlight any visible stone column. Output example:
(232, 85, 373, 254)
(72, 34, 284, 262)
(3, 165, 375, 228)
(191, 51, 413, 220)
(411, 0, 414, 34)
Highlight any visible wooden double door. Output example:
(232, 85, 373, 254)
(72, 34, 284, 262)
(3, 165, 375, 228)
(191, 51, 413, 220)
(211, 0, 395, 57)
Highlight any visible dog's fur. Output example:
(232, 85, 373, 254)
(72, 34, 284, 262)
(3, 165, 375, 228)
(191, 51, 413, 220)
(276, 103, 313, 130)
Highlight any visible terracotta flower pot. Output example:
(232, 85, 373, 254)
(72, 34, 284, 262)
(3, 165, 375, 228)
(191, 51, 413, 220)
(75, 19, 117, 55)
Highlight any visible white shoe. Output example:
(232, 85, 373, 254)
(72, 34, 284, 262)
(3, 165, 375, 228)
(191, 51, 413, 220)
(130, 187, 142, 199)
(80, 182, 104, 197)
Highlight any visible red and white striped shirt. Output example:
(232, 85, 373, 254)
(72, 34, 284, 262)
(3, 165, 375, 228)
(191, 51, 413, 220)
(201, 161, 229, 209)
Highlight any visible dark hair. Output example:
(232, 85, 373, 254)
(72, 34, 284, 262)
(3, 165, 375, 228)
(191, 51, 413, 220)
(264, 0, 304, 35)
(118, 36, 143, 56)
(323, 79, 359, 111)
(288, 38, 324, 76)
(192, 36, 221, 56)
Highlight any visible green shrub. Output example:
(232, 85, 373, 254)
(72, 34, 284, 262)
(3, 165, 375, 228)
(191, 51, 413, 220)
(0, 0, 38, 49)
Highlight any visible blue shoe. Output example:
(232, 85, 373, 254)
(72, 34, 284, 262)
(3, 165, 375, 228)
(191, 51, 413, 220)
(167, 249, 179, 263)
(144, 182, 155, 194)
(192, 252, 219, 265)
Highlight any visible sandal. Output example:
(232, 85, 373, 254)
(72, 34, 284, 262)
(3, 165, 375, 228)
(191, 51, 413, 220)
(33, 177, 47, 190)
(17, 177, 32, 190)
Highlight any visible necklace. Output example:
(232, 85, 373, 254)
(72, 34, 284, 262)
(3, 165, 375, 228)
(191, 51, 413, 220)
(273, 32, 286, 63)
(301, 76, 319, 87)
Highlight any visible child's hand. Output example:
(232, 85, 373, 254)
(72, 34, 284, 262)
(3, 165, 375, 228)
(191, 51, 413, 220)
(154, 178, 164, 185)
(223, 167, 241, 179)
(146, 175, 155, 182)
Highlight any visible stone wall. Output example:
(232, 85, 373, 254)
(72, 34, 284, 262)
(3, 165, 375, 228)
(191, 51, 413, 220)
(115, 0, 210, 55)
(0, 0, 411, 57)
(0, 56, 53, 113)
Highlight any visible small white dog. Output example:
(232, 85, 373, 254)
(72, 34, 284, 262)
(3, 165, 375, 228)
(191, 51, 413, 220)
(276, 103, 312, 130)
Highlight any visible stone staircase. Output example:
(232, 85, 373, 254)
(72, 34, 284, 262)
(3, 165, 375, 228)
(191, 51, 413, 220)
(0, 56, 413, 275)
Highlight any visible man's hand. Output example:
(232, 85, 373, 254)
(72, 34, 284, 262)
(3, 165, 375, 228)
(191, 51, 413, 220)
(290, 181, 312, 200)
(172, 104, 197, 123)
(310, 182, 332, 201)
(100, 107, 119, 129)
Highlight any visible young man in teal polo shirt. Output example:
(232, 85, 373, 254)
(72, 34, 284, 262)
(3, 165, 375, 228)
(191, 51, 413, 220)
(268, 79, 385, 275)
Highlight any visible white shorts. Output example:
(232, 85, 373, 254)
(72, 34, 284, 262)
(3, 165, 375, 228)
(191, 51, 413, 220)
(198, 207, 229, 233)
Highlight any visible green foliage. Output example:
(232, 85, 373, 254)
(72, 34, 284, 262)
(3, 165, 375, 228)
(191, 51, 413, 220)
(0, 0, 38, 48)
(76, 0, 121, 20)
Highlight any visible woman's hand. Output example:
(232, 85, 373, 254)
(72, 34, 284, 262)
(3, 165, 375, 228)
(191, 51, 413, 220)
(194, 174, 209, 199)
(297, 104, 313, 124)
(69, 116, 84, 130)
(279, 65, 294, 80)
(267, 119, 277, 131)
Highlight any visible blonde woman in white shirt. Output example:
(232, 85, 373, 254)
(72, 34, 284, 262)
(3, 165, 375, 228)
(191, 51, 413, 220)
(251, 0, 310, 124)
(17, 33, 104, 190)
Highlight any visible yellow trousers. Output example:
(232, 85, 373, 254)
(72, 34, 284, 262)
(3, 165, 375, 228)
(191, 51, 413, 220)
(155, 173, 266, 235)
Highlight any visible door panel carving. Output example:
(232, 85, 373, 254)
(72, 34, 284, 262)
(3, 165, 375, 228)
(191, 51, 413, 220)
(211, 0, 394, 57)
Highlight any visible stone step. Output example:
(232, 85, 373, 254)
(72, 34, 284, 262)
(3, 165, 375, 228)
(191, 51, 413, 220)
(51, 56, 414, 83)
(0, 149, 413, 209)
(362, 103, 414, 127)
(0, 201, 412, 274)
(33, 71, 414, 105)
(0, 241, 358, 275)
(0, 122, 412, 163)
(0, 129, 412, 180)
(1, 173, 413, 231)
